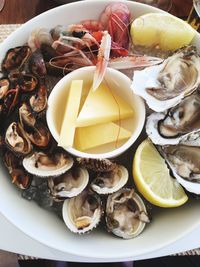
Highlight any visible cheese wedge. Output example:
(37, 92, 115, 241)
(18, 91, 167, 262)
(75, 122, 131, 151)
(76, 83, 133, 127)
(58, 80, 83, 147)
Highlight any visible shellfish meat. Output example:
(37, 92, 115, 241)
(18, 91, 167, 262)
(106, 188, 150, 239)
(62, 190, 102, 234)
(132, 46, 200, 112)
(48, 167, 89, 200)
(90, 165, 128, 194)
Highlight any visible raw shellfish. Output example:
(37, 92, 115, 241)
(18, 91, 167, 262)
(62, 190, 102, 234)
(23, 151, 73, 177)
(106, 188, 150, 239)
(90, 165, 128, 194)
(48, 167, 89, 200)
(132, 46, 200, 112)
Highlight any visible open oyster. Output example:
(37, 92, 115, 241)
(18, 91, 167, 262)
(62, 190, 102, 234)
(132, 46, 200, 112)
(146, 92, 200, 145)
(106, 188, 150, 239)
(90, 165, 128, 194)
(5, 122, 32, 156)
(23, 151, 73, 177)
(48, 167, 89, 200)
(160, 144, 200, 194)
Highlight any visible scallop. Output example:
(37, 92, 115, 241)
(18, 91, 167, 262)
(106, 188, 150, 239)
(90, 165, 128, 194)
(22, 151, 73, 177)
(131, 46, 200, 112)
(62, 190, 102, 234)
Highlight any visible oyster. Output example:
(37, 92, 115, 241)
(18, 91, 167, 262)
(5, 122, 32, 156)
(62, 190, 102, 234)
(160, 144, 200, 194)
(48, 167, 89, 200)
(106, 188, 150, 239)
(146, 92, 200, 145)
(132, 46, 200, 112)
(90, 165, 128, 194)
(22, 151, 73, 177)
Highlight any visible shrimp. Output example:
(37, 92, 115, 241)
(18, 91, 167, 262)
(99, 2, 131, 50)
(108, 55, 163, 70)
(28, 28, 53, 52)
(81, 20, 103, 32)
(93, 31, 111, 91)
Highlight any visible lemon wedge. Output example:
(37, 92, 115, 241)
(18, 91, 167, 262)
(133, 139, 188, 207)
(130, 13, 196, 51)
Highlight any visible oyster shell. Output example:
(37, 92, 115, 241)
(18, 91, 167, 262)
(22, 151, 73, 177)
(132, 46, 200, 112)
(146, 92, 200, 145)
(5, 122, 32, 156)
(106, 188, 150, 239)
(48, 167, 89, 200)
(62, 190, 102, 234)
(160, 144, 200, 194)
(90, 165, 128, 194)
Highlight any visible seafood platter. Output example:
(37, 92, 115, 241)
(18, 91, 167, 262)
(0, 0, 200, 260)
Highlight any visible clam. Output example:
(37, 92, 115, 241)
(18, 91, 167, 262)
(132, 46, 200, 112)
(76, 157, 117, 172)
(62, 190, 102, 234)
(5, 122, 32, 156)
(91, 165, 128, 194)
(8, 72, 38, 93)
(29, 85, 48, 116)
(146, 91, 200, 145)
(2, 46, 31, 74)
(48, 167, 89, 200)
(106, 188, 150, 239)
(0, 78, 10, 101)
(1, 87, 20, 116)
(22, 151, 73, 177)
(3, 150, 31, 189)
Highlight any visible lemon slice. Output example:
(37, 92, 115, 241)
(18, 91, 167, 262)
(133, 139, 188, 207)
(130, 13, 196, 51)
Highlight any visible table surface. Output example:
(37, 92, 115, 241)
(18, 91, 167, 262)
(0, 0, 199, 262)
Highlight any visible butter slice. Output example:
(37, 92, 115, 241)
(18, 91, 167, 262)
(75, 122, 131, 151)
(76, 83, 133, 127)
(58, 80, 83, 147)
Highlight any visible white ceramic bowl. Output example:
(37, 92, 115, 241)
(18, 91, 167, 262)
(0, 0, 200, 262)
(46, 66, 145, 158)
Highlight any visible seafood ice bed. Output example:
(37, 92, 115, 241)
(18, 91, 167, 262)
(0, 2, 200, 239)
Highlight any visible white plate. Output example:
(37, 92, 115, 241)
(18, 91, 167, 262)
(0, 0, 200, 261)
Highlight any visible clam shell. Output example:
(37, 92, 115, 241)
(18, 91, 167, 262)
(106, 188, 149, 239)
(48, 167, 89, 200)
(90, 165, 128, 194)
(23, 151, 73, 177)
(62, 190, 102, 234)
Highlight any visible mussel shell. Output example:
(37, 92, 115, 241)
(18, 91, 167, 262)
(0, 78, 10, 101)
(1, 87, 20, 116)
(62, 189, 102, 234)
(9, 72, 38, 93)
(29, 85, 47, 116)
(29, 49, 47, 79)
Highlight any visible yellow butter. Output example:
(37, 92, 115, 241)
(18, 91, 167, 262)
(75, 122, 131, 151)
(58, 80, 83, 148)
(76, 83, 133, 127)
